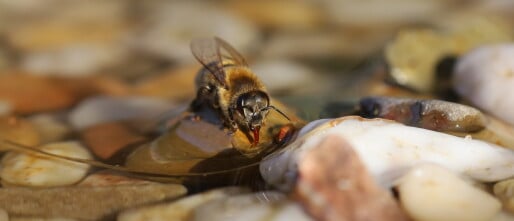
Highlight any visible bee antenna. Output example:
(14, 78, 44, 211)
(262, 106, 291, 121)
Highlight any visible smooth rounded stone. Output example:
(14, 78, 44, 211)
(454, 44, 514, 125)
(118, 187, 249, 221)
(28, 114, 70, 144)
(226, 1, 322, 30)
(0, 74, 78, 114)
(134, 1, 259, 63)
(0, 116, 40, 151)
(294, 135, 408, 221)
(132, 65, 198, 101)
(78, 170, 154, 187)
(68, 96, 174, 130)
(0, 141, 92, 187)
(261, 117, 514, 191)
(192, 192, 313, 221)
(0, 183, 186, 221)
(398, 164, 501, 221)
(251, 60, 319, 94)
(493, 178, 514, 214)
(80, 122, 147, 160)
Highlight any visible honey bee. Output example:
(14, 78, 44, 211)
(189, 37, 290, 146)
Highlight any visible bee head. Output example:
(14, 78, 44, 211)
(236, 91, 270, 132)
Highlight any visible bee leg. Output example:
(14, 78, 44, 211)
(191, 85, 213, 111)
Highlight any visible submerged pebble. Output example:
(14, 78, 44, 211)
(0, 141, 91, 187)
(397, 164, 501, 221)
(261, 117, 514, 190)
(454, 44, 514, 125)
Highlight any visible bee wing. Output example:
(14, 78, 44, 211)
(214, 37, 248, 67)
(190, 38, 228, 88)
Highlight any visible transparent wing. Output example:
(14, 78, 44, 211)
(190, 38, 227, 88)
(214, 37, 248, 67)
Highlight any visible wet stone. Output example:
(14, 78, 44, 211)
(294, 134, 409, 221)
(0, 183, 186, 221)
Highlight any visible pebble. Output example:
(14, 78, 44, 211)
(323, 0, 445, 28)
(134, 1, 259, 63)
(80, 122, 147, 160)
(251, 60, 319, 94)
(0, 74, 78, 114)
(192, 191, 313, 221)
(397, 164, 501, 221)
(493, 178, 514, 214)
(0, 116, 40, 151)
(386, 17, 512, 92)
(68, 96, 174, 130)
(261, 116, 514, 190)
(0, 183, 186, 220)
(132, 65, 198, 101)
(118, 187, 249, 221)
(226, 1, 322, 31)
(454, 44, 514, 125)
(0, 141, 91, 187)
(294, 135, 408, 221)
(28, 114, 70, 144)
(78, 170, 154, 187)
(5, 1, 129, 76)
(0, 101, 12, 116)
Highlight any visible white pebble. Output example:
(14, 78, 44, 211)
(0, 141, 91, 187)
(261, 117, 514, 191)
(68, 96, 174, 130)
(398, 164, 501, 221)
(454, 44, 514, 125)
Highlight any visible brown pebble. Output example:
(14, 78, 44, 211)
(0, 184, 186, 220)
(80, 122, 147, 160)
(0, 115, 40, 150)
(294, 135, 410, 221)
(0, 73, 77, 114)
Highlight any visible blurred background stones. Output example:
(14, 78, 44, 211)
(0, 0, 513, 220)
